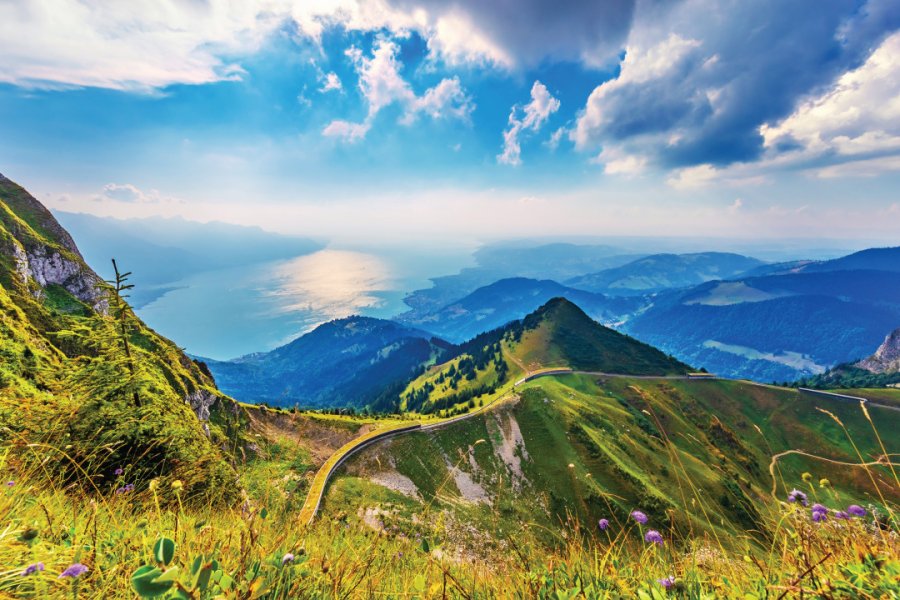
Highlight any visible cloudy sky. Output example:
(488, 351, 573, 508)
(1, 0, 899, 244)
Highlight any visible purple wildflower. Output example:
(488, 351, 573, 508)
(811, 510, 827, 523)
(811, 503, 827, 513)
(833, 511, 849, 519)
(847, 504, 866, 518)
(22, 563, 44, 576)
(281, 553, 295, 565)
(6, 481, 14, 487)
(59, 563, 88, 579)
(114, 468, 124, 476)
(657, 575, 675, 589)
(598, 518, 609, 531)
(115, 482, 136, 495)
(644, 530, 664, 545)
(631, 510, 649, 525)
(787, 489, 808, 507)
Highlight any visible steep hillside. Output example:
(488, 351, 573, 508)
(626, 267, 900, 382)
(399, 298, 689, 414)
(399, 277, 643, 343)
(328, 373, 899, 548)
(203, 316, 451, 409)
(0, 173, 241, 501)
(566, 252, 764, 295)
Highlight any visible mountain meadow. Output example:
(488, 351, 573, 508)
(0, 173, 898, 598)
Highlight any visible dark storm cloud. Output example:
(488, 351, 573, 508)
(575, 0, 900, 168)
(388, 0, 643, 67)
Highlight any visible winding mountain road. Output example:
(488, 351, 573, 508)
(297, 387, 520, 526)
(297, 368, 898, 526)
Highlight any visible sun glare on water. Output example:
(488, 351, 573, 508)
(267, 249, 392, 319)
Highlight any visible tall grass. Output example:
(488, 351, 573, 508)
(0, 403, 897, 598)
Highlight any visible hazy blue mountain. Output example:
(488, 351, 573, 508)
(400, 242, 643, 320)
(625, 265, 900, 382)
(54, 212, 323, 306)
(566, 252, 765, 295)
(731, 260, 815, 278)
(201, 316, 450, 408)
(398, 277, 645, 343)
(800, 246, 900, 274)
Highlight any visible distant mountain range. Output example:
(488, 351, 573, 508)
(398, 245, 900, 384)
(399, 243, 643, 320)
(624, 248, 900, 382)
(55, 211, 322, 307)
(566, 252, 765, 295)
(397, 277, 643, 343)
(46, 206, 900, 389)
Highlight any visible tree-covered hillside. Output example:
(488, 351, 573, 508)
(203, 316, 451, 409)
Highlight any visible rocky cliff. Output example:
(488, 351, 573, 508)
(857, 327, 900, 373)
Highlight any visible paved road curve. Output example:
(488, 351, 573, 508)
(297, 388, 519, 526)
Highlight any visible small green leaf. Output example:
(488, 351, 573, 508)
(259, 507, 268, 519)
(414, 574, 426, 592)
(196, 563, 214, 592)
(153, 537, 176, 566)
(131, 565, 175, 598)
(420, 538, 430, 553)
(155, 567, 180, 583)
(219, 571, 234, 591)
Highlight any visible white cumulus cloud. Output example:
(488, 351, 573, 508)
(323, 38, 472, 142)
(498, 81, 560, 166)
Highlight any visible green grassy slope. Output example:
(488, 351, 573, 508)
(329, 374, 899, 548)
(0, 173, 242, 502)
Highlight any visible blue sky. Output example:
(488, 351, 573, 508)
(1, 0, 899, 244)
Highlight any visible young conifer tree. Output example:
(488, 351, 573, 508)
(109, 259, 141, 407)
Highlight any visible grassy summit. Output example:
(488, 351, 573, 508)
(400, 297, 688, 414)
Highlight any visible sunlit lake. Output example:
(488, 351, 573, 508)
(135, 246, 473, 360)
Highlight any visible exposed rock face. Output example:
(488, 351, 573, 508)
(185, 389, 218, 436)
(11, 241, 30, 283)
(857, 328, 900, 374)
(21, 244, 107, 311)
(0, 172, 107, 313)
